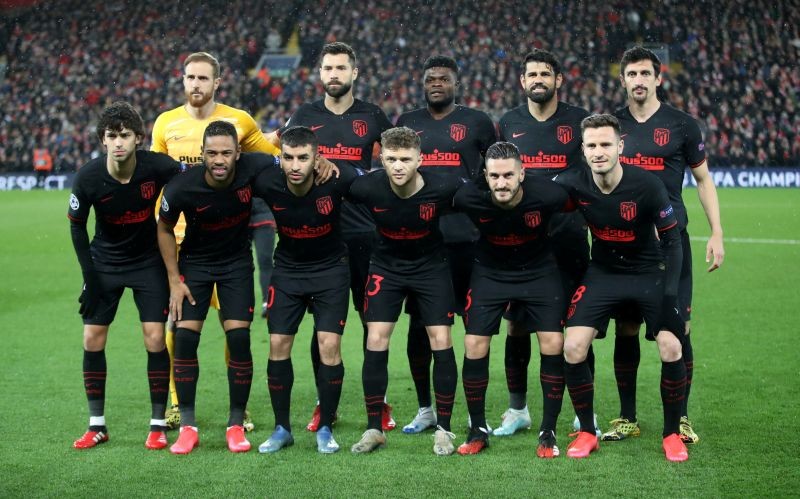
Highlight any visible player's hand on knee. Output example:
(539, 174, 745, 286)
(314, 156, 339, 184)
(169, 283, 195, 321)
(78, 271, 102, 319)
(658, 295, 685, 337)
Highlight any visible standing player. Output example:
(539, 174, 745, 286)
(349, 127, 460, 455)
(69, 102, 180, 450)
(268, 42, 394, 432)
(559, 114, 688, 462)
(253, 126, 357, 455)
(151, 51, 281, 431)
(601, 47, 724, 444)
(395, 55, 496, 434)
(157, 121, 276, 454)
(495, 49, 593, 437)
(452, 142, 569, 458)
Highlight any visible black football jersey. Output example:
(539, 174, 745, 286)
(453, 175, 568, 275)
(283, 98, 393, 234)
(396, 105, 497, 243)
(349, 169, 462, 272)
(68, 150, 181, 272)
(614, 104, 706, 230)
(556, 165, 678, 273)
(253, 164, 358, 273)
(159, 153, 276, 267)
(499, 102, 589, 240)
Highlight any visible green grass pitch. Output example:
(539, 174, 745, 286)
(0, 188, 798, 497)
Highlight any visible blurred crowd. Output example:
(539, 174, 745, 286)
(1, 0, 798, 172)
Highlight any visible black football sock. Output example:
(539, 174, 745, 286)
(661, 359, 687, 437)
(505, 334, 531, 410)
(310, 329, 321, 397)
(225, 328, 253, 427)
(407, 316, 432, 408)
(147, 348, 170, 428)
(614, 334, 640, 421)
(681, 334, 694, 418)
(267, 358, 294, 432)
(362, 349, 389, 430)
(318, 362, 345, 429)
(432, 347, 457, 431)
(173, 328, 201, 428)
(462, 354, 490, 431)
(539, 354, 565, 433)
(83, 349, 107, 431)
(565, 360, 595, 433)
(586, 344, 596, 379)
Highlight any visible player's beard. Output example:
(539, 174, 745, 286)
(425, 91, 455, 111)
(492, 185, 520, 205)
(186, 88, 213, 108)
(526, 85, 556, 104)
(323, 80, 352, 99)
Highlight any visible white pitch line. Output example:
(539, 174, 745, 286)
(689, 236, 800, 245)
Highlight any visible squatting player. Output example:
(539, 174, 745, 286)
(601, 47, 724, 444)
(495, 49, 592, 437)
(151, 51, 281, 431)
(253, 126, 357, 455)
(157, 121, 277, 455)
(69, 102, 180, 450)
(558, 114, 688, 462)
(452, 142, 569, 458)
(349, 127, 460, 456)
(268, 42, 394, 432)
(395, 55, 496, 434)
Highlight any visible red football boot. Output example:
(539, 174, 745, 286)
(566, 431, 599, 458)
(73, 430, 108, 449)
(169, 426, 199, 455)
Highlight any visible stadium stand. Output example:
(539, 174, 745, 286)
(1, 0, 797, 172)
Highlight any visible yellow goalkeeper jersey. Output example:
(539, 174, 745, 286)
(151, 103, 280, 242)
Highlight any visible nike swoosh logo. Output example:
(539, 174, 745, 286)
(175, 368, 190, 374)
(479, 217, 493, 223)
(447, 312, 455, 318)
(196, 205, 212, 212)
(310, 125, 325, 132)
(339, 320, 346, 326)
(272, 205, 288, 211)
(168, 135, 185, 141)
(621, 134, 628, 138)
(372, 207, 389, 213)
(100, 195, 113, 203)
(415, 130, 424, 135)
(235, 371, 252, 377)
(512, 132, 526, 138)
(578, 200, 591, 206)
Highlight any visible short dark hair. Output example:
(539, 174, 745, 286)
(320, 42, 356, 67)
(184, 51, 221, 79)
(423, 55, 459, 75)
(485, 142, 521, 162)
(381, 126, 421, 151)
(203, 120, 238, 147)
(280, 126, 319, 151)
(620, 46, 661, 77)
(581, 113, 621, 138)
(95, 101, 145, 142)
(522, 49, 561, 76)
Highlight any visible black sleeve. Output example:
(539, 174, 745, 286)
(158, 181, 182, 226)
(70, 220, 94, 274)
(376, 109, 393, 134)
(477, 113, 498, 157)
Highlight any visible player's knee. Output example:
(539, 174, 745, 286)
(269, 333, 294, 360)
(563, 338, 588, 364)
(317, 333, 342, 363)
(141, 322, 165, 351)
(83, 326, 108, 351)
(426, 326, 453, 350)
(537, 332, 564, 355)
(656, 333, 682, 362)
(464, 334, 490, 359)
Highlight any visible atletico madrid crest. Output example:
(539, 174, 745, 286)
(620, 201, 637, 221)
(450, 124, 466, 142)
(419, 203, 436, 221)
(353, 120, 368, 138)
(654, 128, 670, 146)
(557, 125, 573, 145)
(316, 196, 333, 215)
(524, 211, 541, 228)
(140, 181, 155, 200)
(236, 186, 252, 204)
